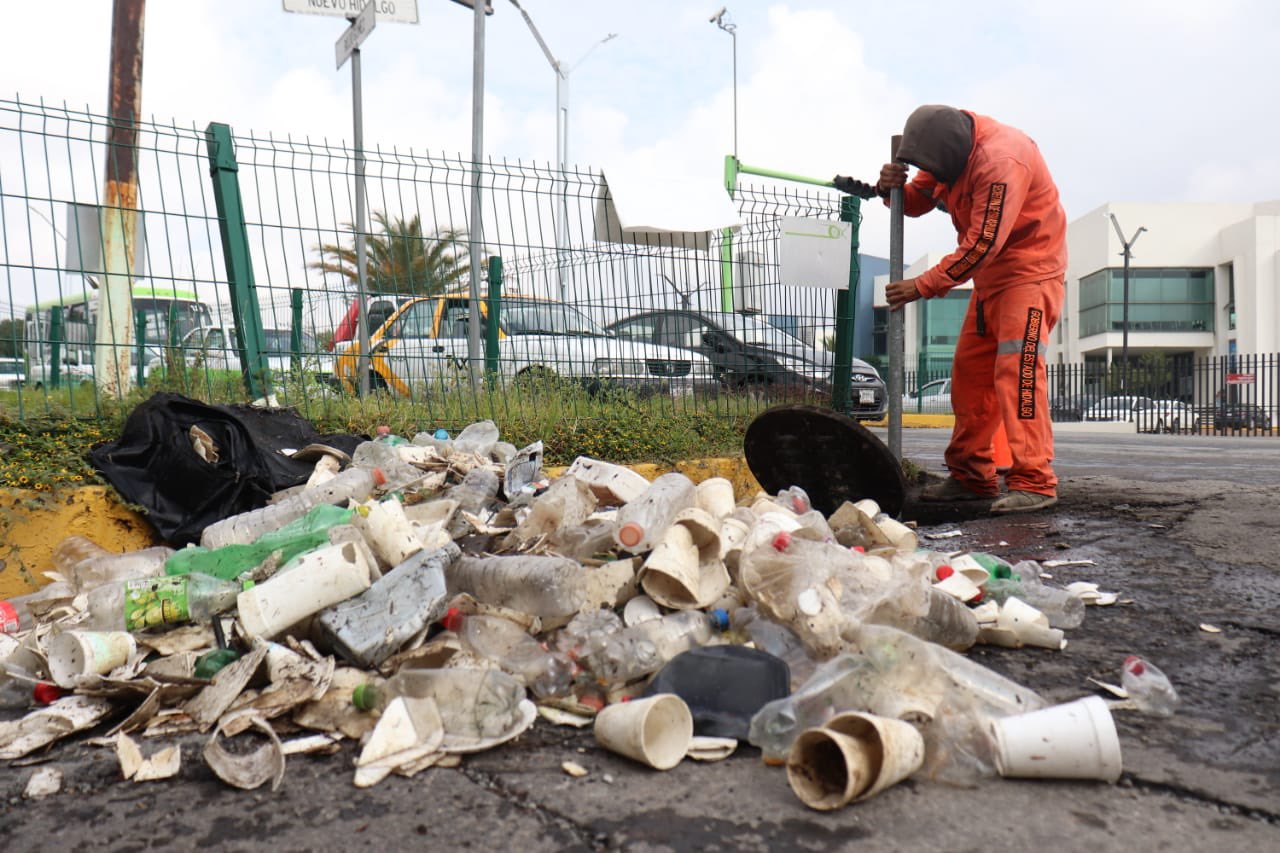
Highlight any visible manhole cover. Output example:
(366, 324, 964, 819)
(744, 405, 906, 517)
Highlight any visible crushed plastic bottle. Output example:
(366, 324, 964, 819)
(774, 486, 812, 515)
(352, 667, 526, 742)
(548, 518, 618, 562)
(510, 474, 596, 545)
(52, 535, 110, 575)
(168, 504, 353, 582)
(504, 441, 544, 498)
(84, 573, 249, 632)
(445, 554, 587, 623)
(353, 433, 420, 492)
(612, 472, 697, 553)
(445, 467, 502, 538)
(985, 561, 1086, 629)
(200, 467, 385, 549)
(585, 609, 729, 686)
(554, 608, 624, 662)
(730, 606, 816, 689)
(443, 610, 573, 698)
(452, 420, 500, 457)
(1121, 655, 1179, 717)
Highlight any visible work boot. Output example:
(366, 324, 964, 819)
(920, 477, 989, 502)
(991, 491, 1059, 514)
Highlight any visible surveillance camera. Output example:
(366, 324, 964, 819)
(710, 6, 726, 23)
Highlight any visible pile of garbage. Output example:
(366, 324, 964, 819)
(0, 419, 1179, 807)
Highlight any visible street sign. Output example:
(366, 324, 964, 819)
(283, 0, 418, 25)
(335, 1, 376, 69)
(1227, 373, 1256, 385)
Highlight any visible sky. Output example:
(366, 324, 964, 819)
(3, 0, 1278, 317)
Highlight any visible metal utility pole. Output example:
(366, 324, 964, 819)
(95, 0, 146, 398)
(466, 0, 488, 390)
(509, 1, 614, 301)
(887, 135, 905, 460)
(1109, 213, 1146, 392)
(710, 7, 738, 159)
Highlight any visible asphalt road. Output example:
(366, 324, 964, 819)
(887, 427, 1280, 486)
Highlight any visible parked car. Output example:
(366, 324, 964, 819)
(0, 357, 25, 389)
(1214, 403, 1273, 431)
(1050, 394, 1091, 422)
(903, 377, 952, 414)
(1083, 395, 1154, 425)
(605, 309, 886, 418)
(335, 293, 717, 397)
(1148, 400, 1198, 432)
(180, 326, 335, 385)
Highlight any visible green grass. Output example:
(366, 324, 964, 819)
(0, 373, 798, 501)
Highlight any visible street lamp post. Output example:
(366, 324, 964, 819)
(509, 1, 614, 301)
(1109, 213, 1146, 391)
(710, 7, 738, 159)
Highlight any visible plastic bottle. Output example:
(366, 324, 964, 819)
(549, 520, 618, 562)
(613, 472, 697, 553)
(316, 543, 457, 668)
(554, 608, 624, 662)
(984, 561, 1085, 629)
(200, 467, 385, 549)
(504, 441, 545, 499)
(730, 606, 817, 689)
(774, 485, 812, 515)
(352, 667, 526, 741)
(445, 554, 587, 622)
(353, 435, 420, 492)
(0, 664, 37, 710)
(0, 592, 38, 635)
(1121, 655, 1179, 717)
(374, 425, 408, 446)
(168, 504, 354, 582)
(585, 609, 729, 686)
(452, 420, 500, 457)
(52, 535, 110, 575)
(510, 475, 596, 545)
(909, 587, 981, 651)
(443, 610, 573, 698)
(445, 467, 502, 538)
(970, 552, 1014, 580)
(63, 547, 176, 594)
(83, 573, 249, 632)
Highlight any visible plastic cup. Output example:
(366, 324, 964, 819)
(639, 525, 701, 608)
(989, 696, 1122, 781)
(695, 478, 736, 519)
(875, 516, 918, 551)
(824, 712, 926, 801)
(47, 630, 137, 687)
(593, 693, 693, 770)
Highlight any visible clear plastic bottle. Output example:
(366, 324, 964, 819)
(353, 434, 420, 491)
(352, 666, 526, 741)
(554, 608, 624, 662)
(443, 610, 573, 698)
(907, 587, 980, 651)
(52, 535, 110, 575)
(0, 664, 35, 710)
(65, 546, 176, 594)
(374, 425, 408, 446)
(84, 573, 248, 632)
(548, 519, 618, 562)
(585, 609, 729, 686)
(774, 485, 812, 515)
(504, 441, 544, 498)
(984, 561, 1085, 629)
(730, 606, 817, 689)
(445, 554, 587, 622)
(1121, 655, 1179, 717)
(510, 475, 596, 544)
(613, 472, 698, 553)
(747, 654, 880, 763)
(452, 420, 500, 457)
(200, 467, 385, 549)
(445, 467, 502, 538)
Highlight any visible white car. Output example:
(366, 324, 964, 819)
(903, 377, 952, 413)
(0, 357, 25, 389)
(180, 326, 336, 385)
(1148, 399, 1198, 432)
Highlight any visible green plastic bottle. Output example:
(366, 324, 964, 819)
(970, 551, 1014, 580)
(166, 504, 354, 581)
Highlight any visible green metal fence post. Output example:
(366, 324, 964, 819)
(49, 306, 63, 389)
(290, 288, 304, 375)
(831, 195, 862, 413)
(134, 309, 147, 387)
(719, 155, 739, 312)
(485, 256, 502, 382)
(204, 122, 271, 400)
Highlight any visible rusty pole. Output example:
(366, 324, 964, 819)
(94, 0, 145, 397)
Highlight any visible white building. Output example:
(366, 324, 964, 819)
(875, 201, 1280, 373)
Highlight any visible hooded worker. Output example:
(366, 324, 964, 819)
(875, 106, 1068, 514)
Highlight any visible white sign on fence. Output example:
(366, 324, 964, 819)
(778, 216, 853, 289)
(335, 1, 377, 68)
(283, 0, 418, 25)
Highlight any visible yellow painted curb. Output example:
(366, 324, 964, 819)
(862, 413, 956, 429)
(1, 487, 160, 599)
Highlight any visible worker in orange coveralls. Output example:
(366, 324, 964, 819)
(879, 106, 1067, 513)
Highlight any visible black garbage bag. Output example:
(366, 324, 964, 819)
(643, 645, 791, 740)
(88, 392, 365, 545)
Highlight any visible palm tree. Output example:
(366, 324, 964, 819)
(311, 212, 470, 296)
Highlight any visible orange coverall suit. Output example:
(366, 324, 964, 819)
(904, 113, 1068, 496)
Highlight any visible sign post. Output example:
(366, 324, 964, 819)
(284, 0, 419, 396)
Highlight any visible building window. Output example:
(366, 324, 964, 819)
(1224, 263, 1236, 331)
(922, 291, 970, 349)
(1078, 268, 1215, 337)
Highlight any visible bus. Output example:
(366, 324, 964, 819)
(24, 284, 214, 387)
